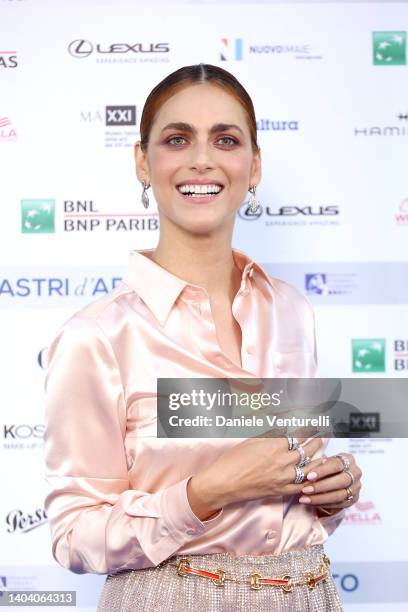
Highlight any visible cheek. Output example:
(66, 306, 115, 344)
(147, 149, 180, 184)
(226, 153, 253, 185)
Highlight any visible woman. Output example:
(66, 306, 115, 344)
(44, 64, 362, 611)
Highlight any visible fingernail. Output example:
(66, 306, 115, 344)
(307, 471, 318, 481)
(302, 486, 314, 494)
(321, 455, 328, 464)
(299, 496, 311, 503)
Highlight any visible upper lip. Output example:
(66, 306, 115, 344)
(176, 180, 224, 187)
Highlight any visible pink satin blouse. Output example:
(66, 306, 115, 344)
(43, 248, 344, 576)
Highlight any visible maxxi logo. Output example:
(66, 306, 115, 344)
(106, 106, 136, 126)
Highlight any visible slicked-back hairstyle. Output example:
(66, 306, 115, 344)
(139, 63, 259, 153)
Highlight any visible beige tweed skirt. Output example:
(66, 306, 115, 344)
(97, 544, 343, 611)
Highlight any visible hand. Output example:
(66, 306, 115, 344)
(298, 452, 362, 513)
(187, 435, 325, 520)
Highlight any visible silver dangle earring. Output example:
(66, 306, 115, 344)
(141, 180, 150, 209)
(248, 185, 260, 213)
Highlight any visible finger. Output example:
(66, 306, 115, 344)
(299, 485, 358, 506)
(300, 472, 358, 495)
(302, 455, 359, 481)
(285, 437, 324, 466)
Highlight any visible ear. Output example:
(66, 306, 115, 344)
(249, 147, 262, 188)
(134, 141, 150, 185)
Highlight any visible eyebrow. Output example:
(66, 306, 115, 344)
(160, 122, 244, 136)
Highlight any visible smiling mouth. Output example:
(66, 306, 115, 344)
(177, 183, 224, 198)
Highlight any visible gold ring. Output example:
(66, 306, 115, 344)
(345, 487, 353, 502)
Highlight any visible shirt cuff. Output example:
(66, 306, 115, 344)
(161, 476, 224, 538)
(315, 506, 346, 536)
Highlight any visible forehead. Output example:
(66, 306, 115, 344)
(151, 83, 249, 130)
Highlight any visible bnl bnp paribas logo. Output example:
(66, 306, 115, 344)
(373, 32, 406, 65)
(21, 199, 55, 233)
(352, 339, 386, 373)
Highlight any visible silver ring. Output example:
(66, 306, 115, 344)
(294, 465, 305, 484)
(296, 444, 307, 466)
(299, 455, 311, 467)
(344, 470, 355, 486)
(286, 436, 294, 451)
(335, 453, 350, 471)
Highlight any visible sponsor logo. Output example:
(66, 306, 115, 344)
(373, 31, 406, 65)
(37, 347, 47, 369)
(0, 575, 37, 593)
(305, 273, 357, 296)
(3, 424, 44, 450)
(395, 198, 408, 225)
(332, 573, 359, 593)
(238, 203, 340, 226)
(256, 119, 299, 132)
(0, 116, 17, 142)
(105, 105, 136, 126)
(0, 275, 122, 299)
(80, 105, 138, 148)
(0, 50, 18, 68)
(344, 500, 382, 524)
(220, 38, 322, 61)
(68, 39, 170, 63)
(394, 339, 408, 371)
(349, 412, 380, 433)
(62, 199, 158, 232)
(20, 198, 159, 233)
(355, 113, 408, 137)
(21, 199, 55, 233)
(5, 508, 47, 534)
(220, 38, 243, 61)
(352, 339, 386, 373)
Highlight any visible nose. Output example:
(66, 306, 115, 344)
(188, 142, 216, 172)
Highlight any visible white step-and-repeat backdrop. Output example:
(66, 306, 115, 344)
(1, 1, 407, 610)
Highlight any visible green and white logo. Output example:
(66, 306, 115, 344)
(373, 31, 406, 65)
(21, 199, 55, 233)
(352, 339, 386, 373)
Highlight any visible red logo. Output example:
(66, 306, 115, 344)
(0, 117, 17, 142)
(345, 500, 382, 524)
(395, 198, 408, 226)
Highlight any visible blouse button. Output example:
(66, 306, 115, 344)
(246, 345, 254, 354)
(161, 526, 169, 536)
(266, 530, 276, 541)
(186, 528, 197, 536)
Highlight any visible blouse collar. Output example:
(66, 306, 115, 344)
(122, 247, 273, 326)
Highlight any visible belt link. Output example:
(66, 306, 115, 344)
(168, 553, 331, 592)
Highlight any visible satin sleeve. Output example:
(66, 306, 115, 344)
(304, 294, 346, 536)
(43, 316, 222, 575)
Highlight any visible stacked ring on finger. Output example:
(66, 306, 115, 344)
(286, 436, 299, 451)
(344, 470, 355, 487)
(294, 465, 305, 484)
(296, 444, 311, 468)
(335, 453, 350, 471)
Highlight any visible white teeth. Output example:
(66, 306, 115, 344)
(178, 184, 222, 195)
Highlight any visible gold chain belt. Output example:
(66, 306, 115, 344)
(161, 553, 331, 592)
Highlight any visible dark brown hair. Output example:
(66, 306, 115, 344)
(139, 63, 259, 153)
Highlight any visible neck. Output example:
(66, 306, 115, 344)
(147, 223, 242, 302)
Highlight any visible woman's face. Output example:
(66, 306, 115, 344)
(135, 83, 261, 235)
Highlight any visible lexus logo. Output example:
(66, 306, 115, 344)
(238, 202, 263, 220)
(68, 39, 93, 58)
